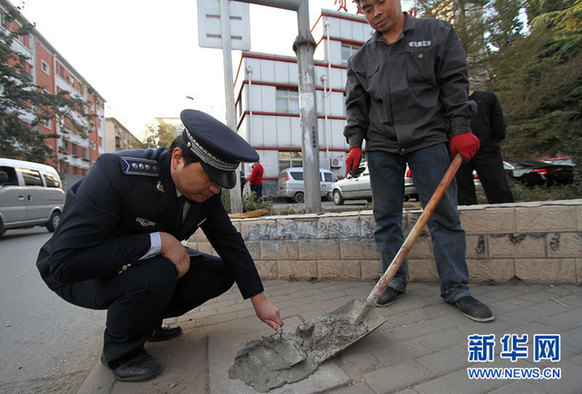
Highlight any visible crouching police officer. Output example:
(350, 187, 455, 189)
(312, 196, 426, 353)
(36, 110, 284, 382)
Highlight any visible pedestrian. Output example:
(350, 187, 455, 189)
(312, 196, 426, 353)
(36, 109, 283, 382)
(456, 89, 514, 205)
(344, 0, 494, 322)
(248, 160, 264, 200)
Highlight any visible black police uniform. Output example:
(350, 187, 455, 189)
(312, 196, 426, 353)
(36, 111, 263, 368)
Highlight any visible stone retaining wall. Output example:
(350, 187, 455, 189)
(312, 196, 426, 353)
(186, 200, 582, 284)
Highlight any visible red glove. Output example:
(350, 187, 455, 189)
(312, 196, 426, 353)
(451, 132, 480, 161)
(345, 147, 362, 177)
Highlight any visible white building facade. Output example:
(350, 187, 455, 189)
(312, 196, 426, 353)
(234, 9, 372, 197)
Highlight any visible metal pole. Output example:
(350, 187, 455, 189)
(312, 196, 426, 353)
(236, 0, 321, 213)
(220, 0, 243, 213)
(293, 0, 320, 213)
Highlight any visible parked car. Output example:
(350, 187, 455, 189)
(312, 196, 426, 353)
(330, 163, 417, 205)
(277, 167, 338, 203)
(0, 158, 65, 237)
(503, 159, 573, 187)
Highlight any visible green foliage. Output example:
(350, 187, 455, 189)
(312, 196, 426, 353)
(142, 121, 180, 148)
(0, 5, 91, 163)
(475, 180, 581, 203)
(490, 1, 582, 191)
(220, 190, 273, 214)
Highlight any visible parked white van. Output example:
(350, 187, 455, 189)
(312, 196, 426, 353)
(277, 167, 338, 203)
(0, 158, 65, 237)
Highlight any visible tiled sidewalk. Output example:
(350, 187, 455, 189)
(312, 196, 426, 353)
(78, 280, 582, 393)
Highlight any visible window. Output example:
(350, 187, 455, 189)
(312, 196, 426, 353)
(41, 60, 50, 74)
(42, 172, 61, 188)
(0, 166, 17, 186)
(0, 12, 8, 29)
(19, 168, 42, 186)
(324, 172, 338, 182)
(341, 44, 360, 65)
(278, 151, 302, 174)
(91, 141, 96, 150)
(276, 88, 299, 113)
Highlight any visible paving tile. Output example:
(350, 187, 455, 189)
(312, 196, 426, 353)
(417, 328, 468, 351)
(370, 338, 432, 367)
(489, 381, 546, 393)
(324, 380, 376, 393)
(495, 301, 569, 326)
(412, 368, 502, 393)
(538, 308, 582, 331)
(337, 349, 381, 380)
(416, 345, 469, 376)
(529, 360, 581, 393)
(208, 316, 351, 393)
(362, 359, 432, 393)
(78, 280, 582, 394)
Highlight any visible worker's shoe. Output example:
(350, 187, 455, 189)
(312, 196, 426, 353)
(148, 325, 182, 342)
(105, 351, 163, 382)
(375, 288, 405, 307)
(454, 296, 495, 323)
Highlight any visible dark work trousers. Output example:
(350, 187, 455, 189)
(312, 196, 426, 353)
(456, 148, 514, 205)
(55, 248, 234, 368)
(250, 184, 262, 199)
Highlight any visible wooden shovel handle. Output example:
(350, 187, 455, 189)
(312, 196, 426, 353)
(365, 153, 464, 306)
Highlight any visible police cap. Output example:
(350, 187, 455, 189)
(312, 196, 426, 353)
(180, 109, 259, 189)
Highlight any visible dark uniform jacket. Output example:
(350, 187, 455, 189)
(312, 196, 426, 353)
(344, 12, 476, 154)
(36, 148, 263, 299)
(468, 90, 506, 151)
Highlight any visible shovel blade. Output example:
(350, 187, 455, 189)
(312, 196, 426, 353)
(295, 299, 386, 364)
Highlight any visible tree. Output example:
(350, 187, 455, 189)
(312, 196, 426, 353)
(490, 0, 582, 189)
(0, 5, 90, 164)
(486, 0, 525, 50)
(142, 121, 180, 148)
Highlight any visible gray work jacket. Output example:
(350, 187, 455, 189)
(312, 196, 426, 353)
(344, 13, 476, 154)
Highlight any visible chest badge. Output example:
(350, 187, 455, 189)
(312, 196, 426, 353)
(136, 217, 156, 227)
(155, 180, 165, 193)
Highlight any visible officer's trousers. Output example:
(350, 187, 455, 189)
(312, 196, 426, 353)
(56, 248, 234, 368)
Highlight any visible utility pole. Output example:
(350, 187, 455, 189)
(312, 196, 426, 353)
(236, 0, 321, 213)
(219, 0, 243, 213)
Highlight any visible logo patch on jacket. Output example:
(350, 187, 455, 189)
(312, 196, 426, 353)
(136, 218, 156, 227)
(409, 40, 431, 48)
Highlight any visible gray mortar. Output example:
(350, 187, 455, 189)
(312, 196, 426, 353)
(229, 299, 386, 392)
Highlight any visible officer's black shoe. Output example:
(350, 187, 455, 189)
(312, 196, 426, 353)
(454, 296, 495, 323)
(107, 351, 163, 382)
(148, 325, 182, 342)
(375, 288, 405, 307)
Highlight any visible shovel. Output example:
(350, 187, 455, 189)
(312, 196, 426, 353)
(230, 154, 464, 391)
(302, 153, 464, 360)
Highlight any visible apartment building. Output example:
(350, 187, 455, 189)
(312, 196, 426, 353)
(234, 9, 372, 197)
(105, 118, 142, 153)
(1, 0, 106, 187)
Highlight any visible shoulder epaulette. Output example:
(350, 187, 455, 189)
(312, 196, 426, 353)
(121, 157, 160, 177)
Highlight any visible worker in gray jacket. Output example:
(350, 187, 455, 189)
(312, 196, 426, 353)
(344, 0, 494, 322)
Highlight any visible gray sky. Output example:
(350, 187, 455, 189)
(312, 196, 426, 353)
(13, 0, 407, 139)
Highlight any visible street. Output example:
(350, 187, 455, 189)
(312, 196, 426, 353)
(0, 227, 104, 393)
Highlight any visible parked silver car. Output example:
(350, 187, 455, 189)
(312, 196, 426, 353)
(330, 163, 417, 205)
(277, 167, 338, 203)
(0, 158, 65, 237)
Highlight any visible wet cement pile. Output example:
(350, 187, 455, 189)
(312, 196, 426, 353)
(229, 299, 386, 392)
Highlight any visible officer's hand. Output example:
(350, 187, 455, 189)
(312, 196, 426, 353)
(345, 147, 363, 177)
(159, 232, 190, 278)
(451, 132, 480, 162)
(251, 292, 284, 330)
